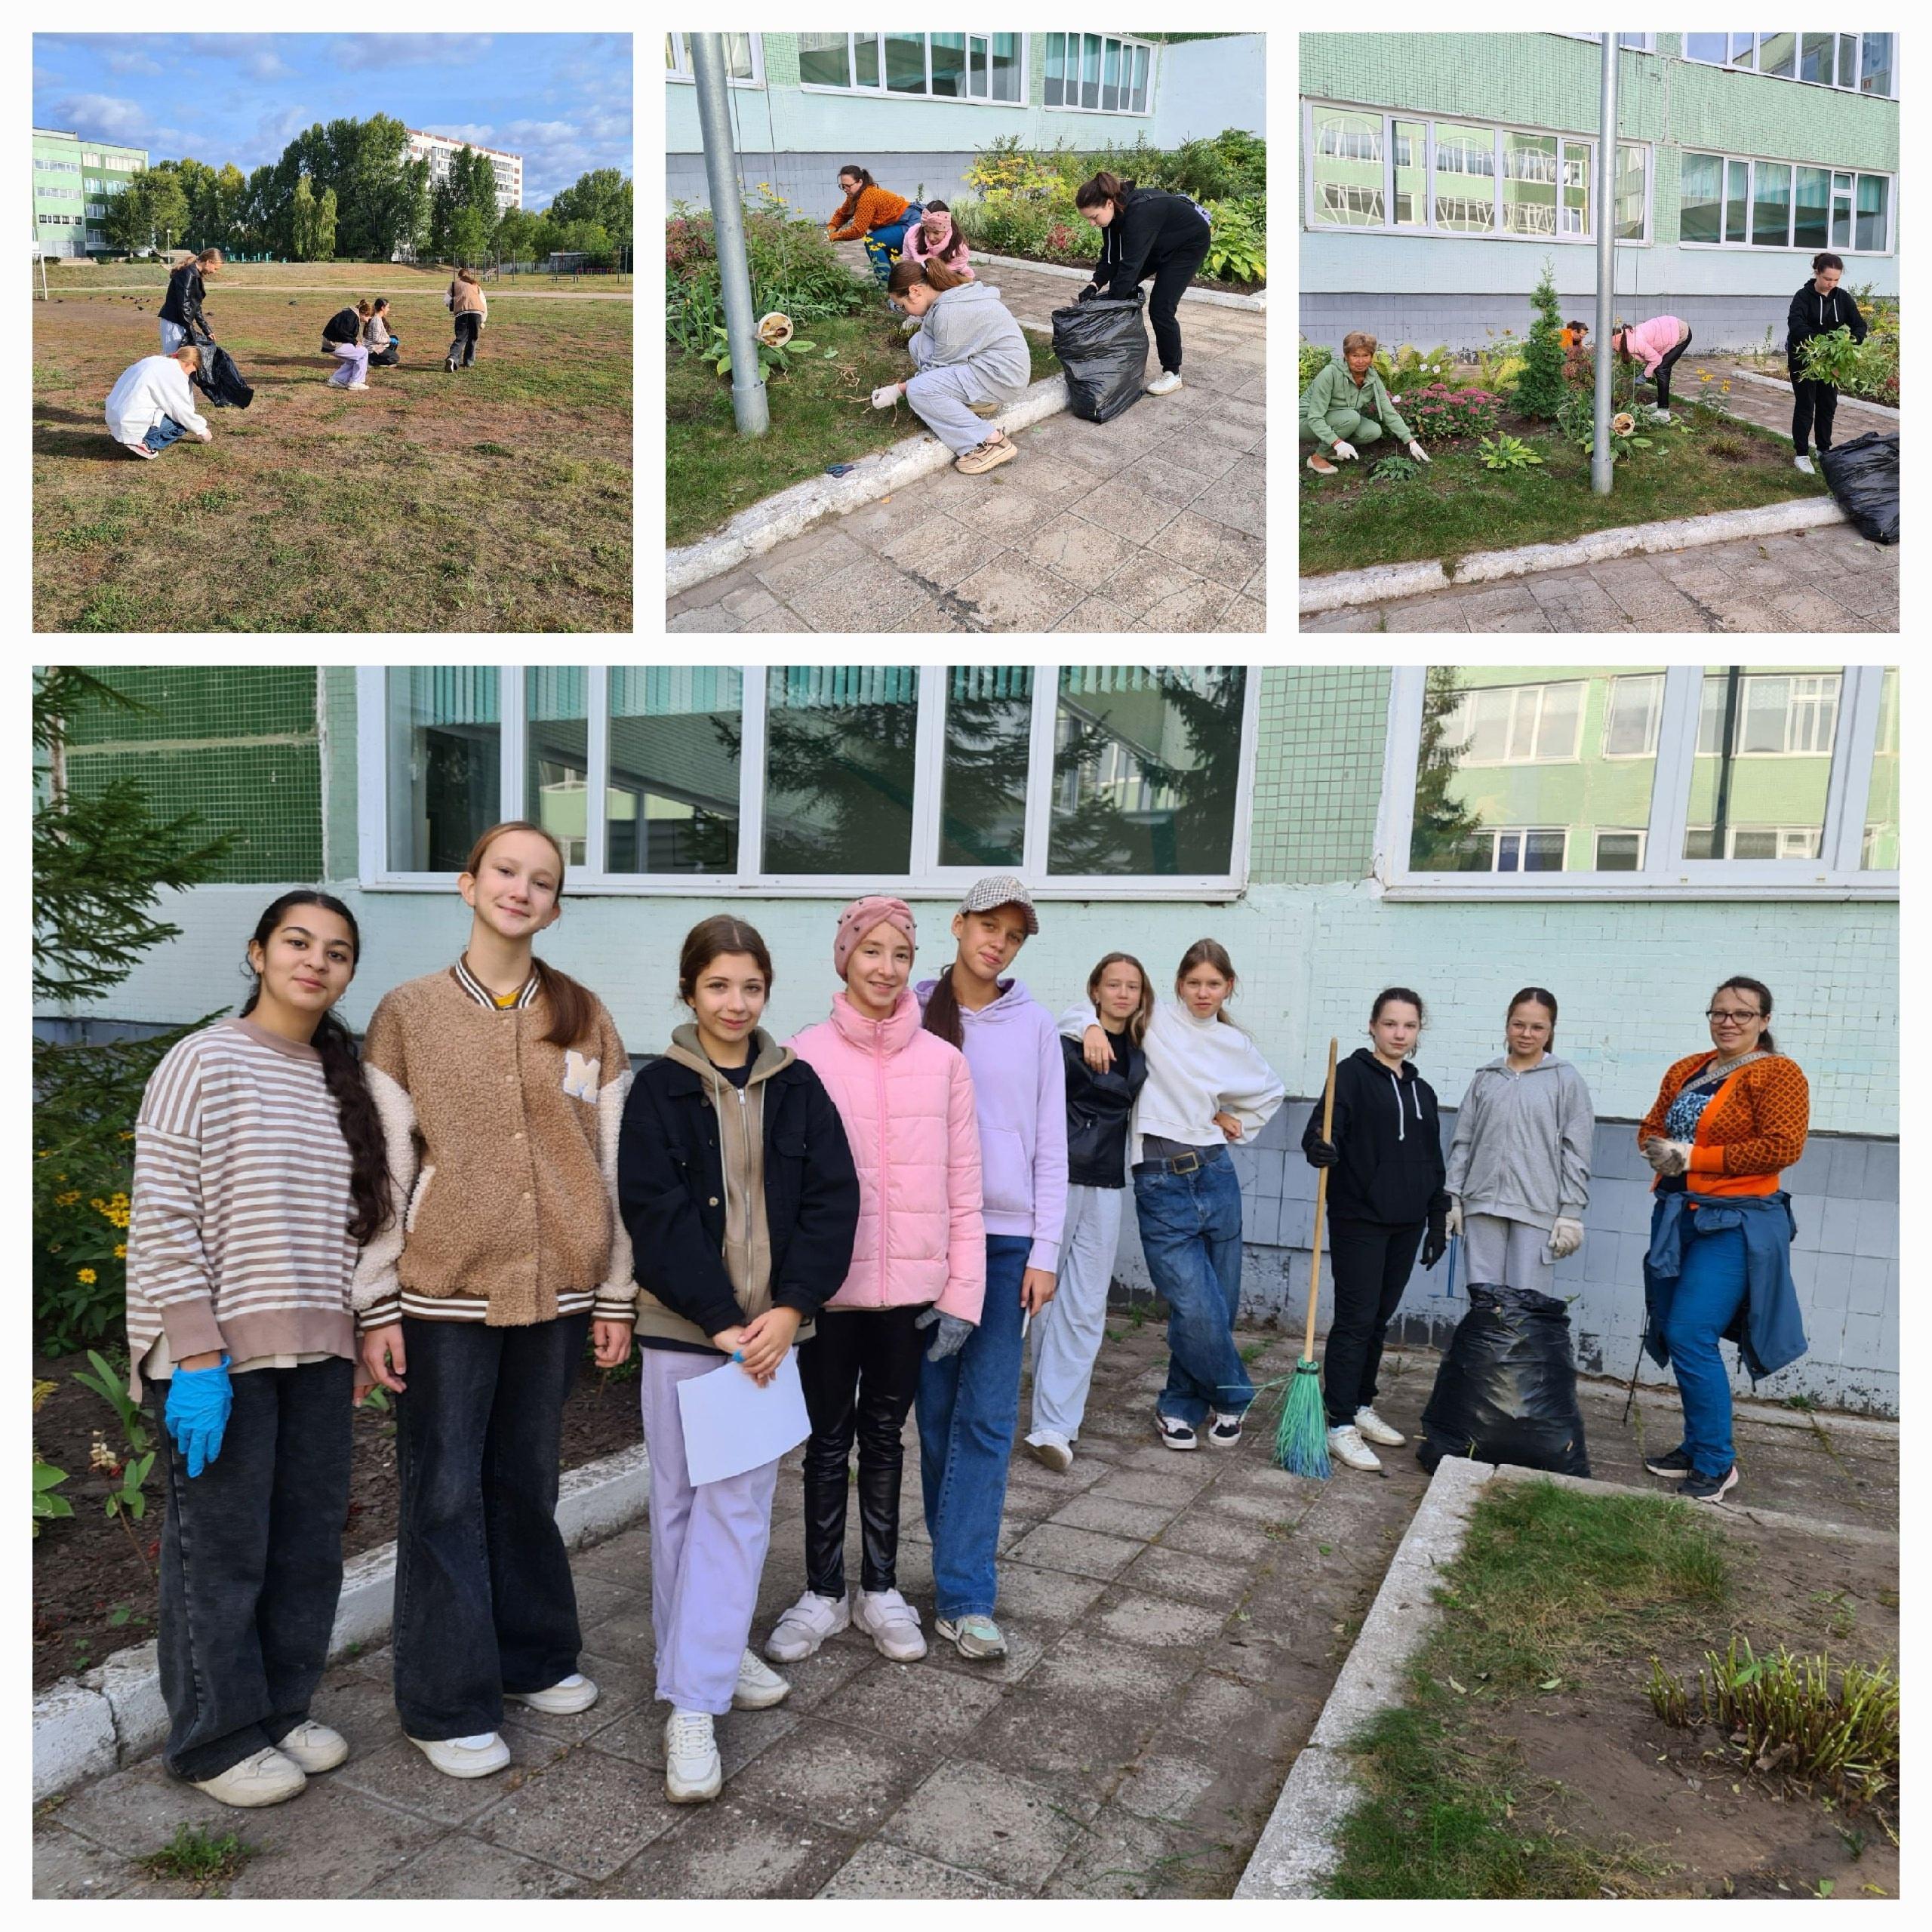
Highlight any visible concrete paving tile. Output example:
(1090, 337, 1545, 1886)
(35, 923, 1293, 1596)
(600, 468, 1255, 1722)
(1110, 1545, 1241, 1611)
(1144, 433, 1244, 484)
(968, 1683, 1154, 1799)
(1111, 1751, 1223, 1825)
(790, 555, 938, 633)
(1097, 549, 1208, 622)
(1153, 1507, 1275, 1563)
(1161, 508, 1266, 590)
(220, 1779, 446, 1898)
(718, 584, 780, 622)
(569, 1527, 651, 1583)
(1004, 1521, 1146, 1581)
(1161, 1668, 1324, 1763)
(738, 1635, 873, 1713)
(1066, 481, 1183, 543)
(591, 1700, 798, 1780)
(1048, 1491, 1182, 1541)
(358, 1835, 589, 1900)
(33, 1819, 136, 1899)
(1116, 451, 1214, 511)
(735, 604, 817, 632)
(305, 1668, 405, 1759)
(1380, 595, 1471, 632)
(880, 1760, 1088, 1890)
(474, 1745, 680, 1879)
(984, 1561, 1112, 1629)
(1026, 1629, 1198, 1707)
(1001, 453, 1115, 512)
(878, 507, 1001, 580)
(835, 488, 951, 546)
(723, 1720, 929, 1836)
(1053, 595, 1142, 632)
(751, 526, 870, 601)
(952, 478, 1070, 541)
(1044, 1798, 1241, 1900)
(48, 1756, 238, 1857)
(335, 1737, 521, 1826)
(817, 1656, 1005, 1754)
(1025, 512, 1137, 588)
(1137, 574, 1241, 634)
(946, 555, 1086, 630)
(819, 1840, 1023, 1898)
(1090, 1591, 1230, 1652)
(595, 1799, 858, 1900)
(667, 605, 743, 633)
(1297, 605, 1386, 632)
(918, 1616, 1048, 1689)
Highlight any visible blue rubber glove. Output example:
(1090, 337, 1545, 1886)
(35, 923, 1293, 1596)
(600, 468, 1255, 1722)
(914, 1308, 974, 1363)
(165, 1355, 233, 1478)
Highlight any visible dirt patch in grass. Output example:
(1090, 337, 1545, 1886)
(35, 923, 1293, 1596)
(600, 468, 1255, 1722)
(1329, 1477, 1899, 1900)
(33, 283, 630, 631)
(666, 303, 1060, 548)
(31, 1346, 647, 1690)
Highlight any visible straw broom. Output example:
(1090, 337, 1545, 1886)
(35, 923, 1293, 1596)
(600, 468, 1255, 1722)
(1275, 1037, 1338, 1478)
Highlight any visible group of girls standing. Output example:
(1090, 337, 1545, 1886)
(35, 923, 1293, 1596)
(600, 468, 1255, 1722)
(123, 831, 1810, 1819)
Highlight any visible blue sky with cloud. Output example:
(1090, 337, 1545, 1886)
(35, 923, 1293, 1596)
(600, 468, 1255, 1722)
(32, 33, 632, 209)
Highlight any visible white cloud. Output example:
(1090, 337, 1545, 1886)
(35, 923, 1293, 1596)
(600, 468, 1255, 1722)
(428, 123, 498, 146)
(181, 35, 296, 82)
(256, 104, 315, 153)
(104, 50, 163, 77)
(503, 108, 632, 206)
(335, 34, 492, 71)
(50, 93, 162, 148)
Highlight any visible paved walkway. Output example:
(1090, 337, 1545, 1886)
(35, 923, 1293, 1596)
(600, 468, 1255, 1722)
(35, 1312, 1896, 1900)
(1706, 364, 1898, 447)
(667, 252, 1265, 634)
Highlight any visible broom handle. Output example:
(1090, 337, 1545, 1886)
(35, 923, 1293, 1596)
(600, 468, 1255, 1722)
(1303, 1038, 1339, 1360)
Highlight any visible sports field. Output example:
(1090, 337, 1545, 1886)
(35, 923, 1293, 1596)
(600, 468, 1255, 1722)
(32, 263, 632, 632)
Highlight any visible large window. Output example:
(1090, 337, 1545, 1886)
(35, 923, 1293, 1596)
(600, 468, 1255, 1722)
(665, 33, 761, 84)
(804, 32, 1024, 102)
(1681, 151, 1893, 253)
(1307, 104, 1650, 243)
(1381, 666, 1897, 894)
(1685, 29, 1894, 96)
(1042, 32, 1152, 113)
(359, 666, 1255, 893)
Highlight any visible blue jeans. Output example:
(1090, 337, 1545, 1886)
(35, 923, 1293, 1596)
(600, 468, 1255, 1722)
(1659, 1222, 1749, 1477)
(1134, 1149, 1254, 1428)
(918, 1233, 1029, 1621)
(143, 415, 188, 453)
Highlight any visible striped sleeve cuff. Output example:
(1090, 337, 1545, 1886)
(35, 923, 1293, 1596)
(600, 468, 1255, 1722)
(592, 1292, 637, 1324)
(355, 1295, 403, 1333)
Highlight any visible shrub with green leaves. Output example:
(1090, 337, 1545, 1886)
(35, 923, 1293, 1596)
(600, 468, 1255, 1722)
(1201, 197, 1266, 283)
(1300, 337, 1337, 391)
(1512, 257, 1571, 420)
(1476, 433, 1546, 471)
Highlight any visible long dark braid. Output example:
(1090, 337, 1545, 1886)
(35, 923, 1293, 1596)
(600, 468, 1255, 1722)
(922, 964, 964, 1050)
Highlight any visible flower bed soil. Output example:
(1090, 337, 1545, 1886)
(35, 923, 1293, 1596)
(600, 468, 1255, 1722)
(32, 1347, 645, 1691)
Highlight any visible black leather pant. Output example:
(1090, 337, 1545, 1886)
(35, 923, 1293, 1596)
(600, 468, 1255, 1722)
(797, 1304, 927, 1597)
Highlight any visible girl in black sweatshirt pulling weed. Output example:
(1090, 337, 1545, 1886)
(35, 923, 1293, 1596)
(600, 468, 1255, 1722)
(1786, 251, 1869, 475)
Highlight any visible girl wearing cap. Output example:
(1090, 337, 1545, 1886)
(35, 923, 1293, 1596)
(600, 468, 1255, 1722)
(915, 876, 1068, 1660)
(771, 898, 986, 1669)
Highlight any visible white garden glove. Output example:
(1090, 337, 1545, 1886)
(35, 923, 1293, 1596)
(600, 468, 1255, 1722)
(1547, 1216, 1585, 1260)
(1642, 1139, 1694, 1177)
(1407, 439, 1432, 463)
(1444, 1198, 1463, 1238)
(871, 383, 903, 410)
(195, 428, 214, 443)
(1331, 439, 1358, 461)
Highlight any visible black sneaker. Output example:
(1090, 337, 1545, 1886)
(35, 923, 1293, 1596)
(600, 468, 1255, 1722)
(1644, 1445, 1694, 1477)
(1154, 1409, 1198, 1452)
(1679, 1464, 1739, 1505)
(1207, 1411, 1244, 1448)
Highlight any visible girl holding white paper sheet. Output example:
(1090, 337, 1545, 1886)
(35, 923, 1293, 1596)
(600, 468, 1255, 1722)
(617, 917, 860, 1804)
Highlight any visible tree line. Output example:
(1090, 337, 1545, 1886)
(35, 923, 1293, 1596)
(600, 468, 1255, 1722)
(101, 112, 632, 268)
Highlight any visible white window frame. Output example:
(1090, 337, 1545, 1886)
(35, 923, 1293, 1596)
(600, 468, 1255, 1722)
(665, 32, 764, 87)
(1593, 827, 1649, 870)
(1698, 670, 1843, 758)
(1042, 33, 1157, 116)
(1304, 100, 1653, 245)
(1374, 666, 1897, 900)
(357, 666, 1257, 900)
(1470, 826, 1572, 873)
(797, 32, 1032, 107)
(1684, 29, 1898, 98)
(1602, 672, 1665, 760)
(1679, 149, 1894, 255)
(1447, 681, 1588, 768)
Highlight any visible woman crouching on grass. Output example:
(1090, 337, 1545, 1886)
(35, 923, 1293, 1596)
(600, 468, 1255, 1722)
(321, 303, 369, 389)
(127, 891, 386, 1808)
(1301, 333, 1431, 475)
(875, 258, 1031, 475)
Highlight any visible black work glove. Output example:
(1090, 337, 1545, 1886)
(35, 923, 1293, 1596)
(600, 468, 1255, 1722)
(1421, 1214, 1448, 1271)
(1304, 1137, 1338, 1169)
(1076, 282, 1100, 303)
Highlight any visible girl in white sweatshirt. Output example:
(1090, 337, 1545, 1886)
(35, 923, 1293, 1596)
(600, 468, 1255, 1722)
(1073, 939, 1284, 1451)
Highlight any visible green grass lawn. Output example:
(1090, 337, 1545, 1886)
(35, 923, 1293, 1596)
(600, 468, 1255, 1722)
(35, 262, 632, 295)
(1300, 402, 1829, 579)
(666, 304, 1060, 549)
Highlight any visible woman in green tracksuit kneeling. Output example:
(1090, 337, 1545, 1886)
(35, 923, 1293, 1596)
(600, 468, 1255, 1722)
(1300, 332, 1432, 477)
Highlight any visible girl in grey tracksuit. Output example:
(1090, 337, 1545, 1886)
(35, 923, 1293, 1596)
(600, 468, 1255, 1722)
(882, 260, 1032, 467)
(1443, 988, 1595, 1291)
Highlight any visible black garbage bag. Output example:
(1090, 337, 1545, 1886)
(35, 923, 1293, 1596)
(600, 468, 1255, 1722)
(1820, 431, 1897, 545)
(190, 335, 254, 410)
(1051, 293, 1148, 423)
(1417, 1284, 1590, 1477)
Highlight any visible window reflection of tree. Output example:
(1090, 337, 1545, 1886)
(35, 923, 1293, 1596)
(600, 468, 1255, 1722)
(938, 671, 1032, 867)
(1409, 665, 1487, 872)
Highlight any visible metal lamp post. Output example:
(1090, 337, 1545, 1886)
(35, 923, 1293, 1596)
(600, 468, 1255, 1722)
(690, 33, 768, 437)
(1591, 35, 1619, 494)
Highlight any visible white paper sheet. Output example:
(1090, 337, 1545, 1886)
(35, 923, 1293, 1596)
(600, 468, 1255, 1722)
(675, 1347, 811, 1487)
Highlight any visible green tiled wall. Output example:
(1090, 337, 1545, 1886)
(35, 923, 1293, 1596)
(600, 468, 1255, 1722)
(1248, 666, 1390, 884)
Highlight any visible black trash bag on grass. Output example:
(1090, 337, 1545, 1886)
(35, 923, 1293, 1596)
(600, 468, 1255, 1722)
(190, 332, 253, 410)
(1417, 1284, 1591, 1477)
(1820, 431, 1898, 545)
(1051, 292, 1149, 423)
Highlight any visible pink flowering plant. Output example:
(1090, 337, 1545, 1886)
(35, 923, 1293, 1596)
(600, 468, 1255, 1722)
(1406, 384, 1503, 444)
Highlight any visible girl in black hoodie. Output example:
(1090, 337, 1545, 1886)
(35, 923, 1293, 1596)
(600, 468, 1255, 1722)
(1073, 170, 1214, 398)
(1786, 251, 1869, 476)
(1302, 988, 1451, 1472)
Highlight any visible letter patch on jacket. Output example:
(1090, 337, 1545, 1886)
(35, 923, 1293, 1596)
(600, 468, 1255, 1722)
(562, 1051, 601, 1103)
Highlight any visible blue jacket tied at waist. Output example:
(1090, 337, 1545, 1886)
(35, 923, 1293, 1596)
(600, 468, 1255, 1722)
(1642, 1190, 1807, 1382)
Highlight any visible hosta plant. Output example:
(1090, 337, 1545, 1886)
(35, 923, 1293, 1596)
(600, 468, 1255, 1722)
(1476, 433, 1546, 471)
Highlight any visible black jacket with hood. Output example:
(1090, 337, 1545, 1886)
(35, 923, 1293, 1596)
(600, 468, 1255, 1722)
(159, 263, 208, 336)
(321, 306, 363, 347)
(1302, 1047, 1451, 1227)
(1091, 181, 1214, 300)
(1062, 1026, 1147, 1189)
(617, 1026, 860, 1352)
(1786, 280, 1869, 378)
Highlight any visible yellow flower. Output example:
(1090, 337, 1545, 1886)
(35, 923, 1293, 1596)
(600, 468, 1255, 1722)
(114, 1244, 127, 1260)
(1697, 369, 1710, 381)
(1720, 379, 1731, 393)
(77, 1268, 97, 1285)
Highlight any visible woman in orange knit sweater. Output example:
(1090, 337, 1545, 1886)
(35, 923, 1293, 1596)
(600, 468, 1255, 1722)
(1636, 975, 1809, 1504)
(827, 165, 918, 283)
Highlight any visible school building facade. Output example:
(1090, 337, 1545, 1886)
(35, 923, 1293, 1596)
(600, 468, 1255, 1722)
(32, 126, 147, 259)
(1300, 32, 1900, 354)
(38, 663, 1900, 1414)
(664, 31, 1266, 212)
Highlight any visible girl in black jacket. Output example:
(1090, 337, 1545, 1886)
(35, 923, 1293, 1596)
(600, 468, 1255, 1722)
(1026, 952, 1152, 1470)
(1073, 170, 1214, 397)
(158, 248, 220, 354)
(1303, 988, 1451, 1472)
(1786, 251, 1869, 475)
(615, 916, 860, 1805)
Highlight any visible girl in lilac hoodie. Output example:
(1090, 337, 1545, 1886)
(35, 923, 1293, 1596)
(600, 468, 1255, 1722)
(915, 874, 1069, 1662)
(1611, 314, 1693, 422)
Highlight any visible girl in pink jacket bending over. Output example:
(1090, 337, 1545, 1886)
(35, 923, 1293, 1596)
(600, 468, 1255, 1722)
(768, 897, 986, 1667)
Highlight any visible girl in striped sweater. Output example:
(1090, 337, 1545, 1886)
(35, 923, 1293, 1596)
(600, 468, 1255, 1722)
(128, 891, 389, 1809)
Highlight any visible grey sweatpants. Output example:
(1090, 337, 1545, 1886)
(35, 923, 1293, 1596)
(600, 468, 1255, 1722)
(906, 332, 1013, 456)
(1029, 1183, 1123, 1444)
(1460, 1212, 1558, 1291)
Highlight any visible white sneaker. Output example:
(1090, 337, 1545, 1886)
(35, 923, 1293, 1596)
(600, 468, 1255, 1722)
(1146, 370, 1184, 396)
(272, 1719, 348, 1774)
(854, 1587, 928, 1662)
(1154, 1409, 1198, 1452)
(1327, 1424, 1383, 1472)
(1795, 454, 1816, 475)
(664, 1708, 722, 1803)
(764, 1588, 850, 1663)
(505, 1672, 598, 1716)
(410, 1731, 512, 1779)
(1654, 408, 1672, 423)
(1354, 1406, 1406, 1447)
(192, 1745, 306, 1808)
(1025, 1430, 1073, 1472)
(732, 1648, 792, 1709)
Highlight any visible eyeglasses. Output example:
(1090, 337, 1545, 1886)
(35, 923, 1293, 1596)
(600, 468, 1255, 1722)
(1706, 1010, 1764, 1025)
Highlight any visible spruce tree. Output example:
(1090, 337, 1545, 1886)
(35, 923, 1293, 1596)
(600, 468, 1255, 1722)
(1514, 254, 1570, 420)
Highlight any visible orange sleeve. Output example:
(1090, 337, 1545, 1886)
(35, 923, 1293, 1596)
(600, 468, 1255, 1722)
(1690, 1060, 1810, 1178)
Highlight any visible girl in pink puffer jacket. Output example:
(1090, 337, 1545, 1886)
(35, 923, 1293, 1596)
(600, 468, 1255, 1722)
(767, 897, 984, 1669)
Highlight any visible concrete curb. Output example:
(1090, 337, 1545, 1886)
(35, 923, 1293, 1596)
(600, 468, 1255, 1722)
(1725, 363, 1902, 421)
(31, 1441, 649, 1804)
(968, 251, 1267, 311)
(1235, 1455, 1495, 1899)
(1299, 494, 1850, 615)
(664, 372, 1071, 596)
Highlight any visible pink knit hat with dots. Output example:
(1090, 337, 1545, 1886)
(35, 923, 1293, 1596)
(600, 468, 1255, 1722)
(833, 895, 917, 976)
